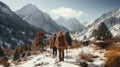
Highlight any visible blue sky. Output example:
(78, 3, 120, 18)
(1, 0, 120, 24)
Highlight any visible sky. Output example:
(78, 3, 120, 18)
(0, 0, 120, 24)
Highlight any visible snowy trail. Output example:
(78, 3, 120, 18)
(15, 48, 81, 67)
(10, 45, 106, 67)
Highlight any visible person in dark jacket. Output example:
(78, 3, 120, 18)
(51, 34, 57, 57)
(65, 32, 72, 47)
(37, 32, 47, 51)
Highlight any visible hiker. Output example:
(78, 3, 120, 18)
(56, 31, 68, 62)
(51, 34, 57, 57)
(37, 32, 47, 51)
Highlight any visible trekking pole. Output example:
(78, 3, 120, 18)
(66, 48, 67, 61)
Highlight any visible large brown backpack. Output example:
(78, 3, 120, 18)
(58, 36, 65, 47)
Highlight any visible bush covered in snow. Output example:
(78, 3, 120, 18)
(76, 45, 106, 67)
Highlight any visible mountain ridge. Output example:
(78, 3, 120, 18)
(0, 1, 42, 49)
(16, 4, 68, 34)
(76, 8, 120, 40)
(56, 17, 85, 32)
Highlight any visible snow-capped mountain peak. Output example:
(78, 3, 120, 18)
(18, 3, 42, 14)
(0, 2, 41, 49)
(16, 4, 64, 34)
(76, 8, 120, 40)
(56, 17, 85, 32)
(92, 8, 120, 27)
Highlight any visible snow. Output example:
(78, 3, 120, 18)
(87, 60, 105, 67)
(60, 62, 80, 67)
(14, 48, 81, 67)
(9, 44, 106, 67)
(75, 24, 98, 40)
(110, 24, 120, 36)
(0, 65, 4, 67)
(56, 17, 85, 32)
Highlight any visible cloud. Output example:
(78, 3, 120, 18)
(50, 7, 87, 19)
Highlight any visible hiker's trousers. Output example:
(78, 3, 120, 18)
(58, 48, 64, 62)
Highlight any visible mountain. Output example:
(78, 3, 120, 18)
(16, 4, 65, 34)
(0, 1, 42, 49)
(59, 25, 69, 33)
(90, 8, 120, 28)
(76, 8, 120, 40)
(56, 17, 85, 32)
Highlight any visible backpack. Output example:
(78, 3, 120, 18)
(51, 37, 56, 47)
(58, 36, 65, 46)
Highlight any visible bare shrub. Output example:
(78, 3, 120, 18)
(76, 51, 94, 65)
(70, 44, 81, 49)
(94, 45, 102, 50)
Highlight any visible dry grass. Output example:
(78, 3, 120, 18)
(94, 45, 102, 50)
(105, 51, 120, 67)
(70, 44, 81, 49)
(70, 40, 82, 49)
(76, 52, 93, 67)
(105, 44, 120, 58)
(106, 44, 120, 52)
(77, 52, 94, 63)
(105, 43, 120, 67)
(0, 57, 10, 67)
(105, 37, 120, 43)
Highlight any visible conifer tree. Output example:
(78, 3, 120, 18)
(96, 22, 112, 40)
(65, 32, 72, 46)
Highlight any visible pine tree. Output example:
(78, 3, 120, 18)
(13, 48, 20, 61)
(96, 22, 112, 40)
(65, 32, 72, 46)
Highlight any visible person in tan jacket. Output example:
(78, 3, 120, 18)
(55, 31, 68, 62)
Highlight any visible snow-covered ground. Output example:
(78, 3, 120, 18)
(10, 48, 80, 67)
(9, 45, 106, 67)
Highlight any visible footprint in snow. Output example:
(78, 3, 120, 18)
(56, 63, 62, 67)
(37, 58, 41, 61)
